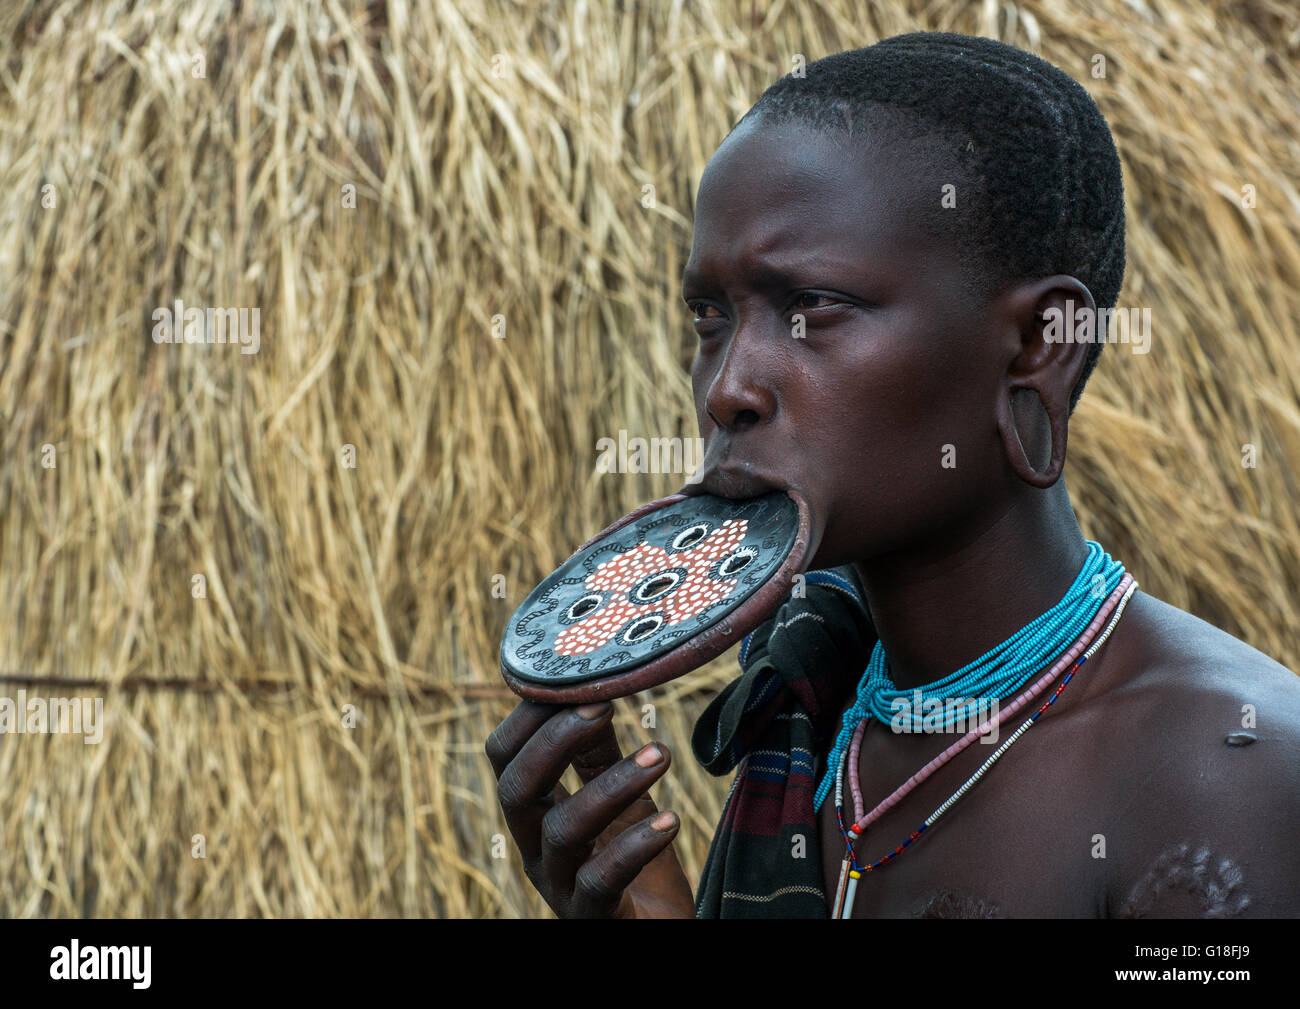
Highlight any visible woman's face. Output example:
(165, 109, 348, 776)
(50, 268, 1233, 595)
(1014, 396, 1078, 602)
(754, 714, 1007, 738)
(682, 115, 1021, 570)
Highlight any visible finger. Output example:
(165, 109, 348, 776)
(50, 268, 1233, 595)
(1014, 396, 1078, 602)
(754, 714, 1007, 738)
(539, 742, 672, 882)
(484, 700, 566, 779)
(570, 714, 625, 785)
(494, 704, 614, 863)
(572, 810, 682, 918)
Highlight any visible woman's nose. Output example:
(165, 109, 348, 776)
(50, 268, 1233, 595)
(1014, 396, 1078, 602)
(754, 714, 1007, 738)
(701, 319, 779, 433)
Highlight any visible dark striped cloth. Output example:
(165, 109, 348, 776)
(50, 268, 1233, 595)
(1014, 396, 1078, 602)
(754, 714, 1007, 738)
(691, 568, 877, 918)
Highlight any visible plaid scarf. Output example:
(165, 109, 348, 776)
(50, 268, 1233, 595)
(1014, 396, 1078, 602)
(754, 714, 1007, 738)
(691, 568, 877, 918)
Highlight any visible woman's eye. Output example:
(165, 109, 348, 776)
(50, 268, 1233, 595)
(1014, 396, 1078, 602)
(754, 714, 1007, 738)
(794, 293, 839, 310)
(688, 301, 722, 321)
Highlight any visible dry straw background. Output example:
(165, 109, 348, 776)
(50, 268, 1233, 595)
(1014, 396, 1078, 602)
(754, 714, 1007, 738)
(1, 0, 1297, 918)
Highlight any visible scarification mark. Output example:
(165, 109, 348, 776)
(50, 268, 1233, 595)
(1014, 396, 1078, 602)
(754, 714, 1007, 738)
(1117, 842, 1250, 918)
(916, 888, 1002, 918)
(1224, 732, 1257, 746)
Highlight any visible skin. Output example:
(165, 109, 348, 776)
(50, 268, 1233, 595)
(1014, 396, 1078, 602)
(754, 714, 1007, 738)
(487, 113, 1300, 918)
(484, 700, 693, 918)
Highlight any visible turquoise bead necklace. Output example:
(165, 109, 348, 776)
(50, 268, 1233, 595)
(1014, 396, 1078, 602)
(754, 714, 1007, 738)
(813, 541, 1126, 811)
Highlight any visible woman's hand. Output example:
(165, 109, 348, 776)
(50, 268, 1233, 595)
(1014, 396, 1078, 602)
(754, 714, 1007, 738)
(486, 700, 695, 918)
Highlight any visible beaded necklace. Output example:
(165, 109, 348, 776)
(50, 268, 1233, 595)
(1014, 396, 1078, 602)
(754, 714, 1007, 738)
(826, 565, 1137, 919)
(815, 541, 1125, 811)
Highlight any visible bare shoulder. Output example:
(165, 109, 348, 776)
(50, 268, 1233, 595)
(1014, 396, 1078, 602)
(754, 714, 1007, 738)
(1103, 591, 1300, 741)
(1086, 592, 1300, 917)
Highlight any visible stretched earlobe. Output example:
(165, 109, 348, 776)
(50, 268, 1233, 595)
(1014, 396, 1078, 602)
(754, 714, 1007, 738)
(992, 274, 1090, 488)
(995, 384, 1067, 488)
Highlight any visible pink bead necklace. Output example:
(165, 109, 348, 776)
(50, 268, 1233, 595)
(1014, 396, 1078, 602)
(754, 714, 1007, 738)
(830, 574, 1137, 919)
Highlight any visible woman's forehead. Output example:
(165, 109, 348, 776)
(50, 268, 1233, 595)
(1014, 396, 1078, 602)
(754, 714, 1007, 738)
(687, 119, 950, 285)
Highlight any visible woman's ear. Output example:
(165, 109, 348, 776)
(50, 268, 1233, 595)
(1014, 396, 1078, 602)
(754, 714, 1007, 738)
(993, 276, 1095, 489)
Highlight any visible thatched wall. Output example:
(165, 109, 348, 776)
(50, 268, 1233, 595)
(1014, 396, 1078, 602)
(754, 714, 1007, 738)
(1, 0, 1297, 917)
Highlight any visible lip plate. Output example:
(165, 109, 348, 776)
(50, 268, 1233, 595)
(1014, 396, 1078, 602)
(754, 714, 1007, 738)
(500, 489, 812, 700)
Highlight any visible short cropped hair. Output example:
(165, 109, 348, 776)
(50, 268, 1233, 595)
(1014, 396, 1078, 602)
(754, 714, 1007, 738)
(738, 33, 1126, 412)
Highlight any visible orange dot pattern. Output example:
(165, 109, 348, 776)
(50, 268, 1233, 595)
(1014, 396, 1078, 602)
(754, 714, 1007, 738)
(553, 519, 750, 656)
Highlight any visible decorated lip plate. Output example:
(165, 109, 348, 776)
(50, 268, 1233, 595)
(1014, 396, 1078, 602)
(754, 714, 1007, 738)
(500, 490, 806, 699)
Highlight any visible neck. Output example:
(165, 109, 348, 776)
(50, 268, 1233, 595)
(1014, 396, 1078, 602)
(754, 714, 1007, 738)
(851, 482, 1090, 691)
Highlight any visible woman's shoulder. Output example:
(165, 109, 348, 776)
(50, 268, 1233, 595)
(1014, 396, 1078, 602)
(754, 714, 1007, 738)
(1085, 591, 1300, 917)
(1107, 590, 1299, 710)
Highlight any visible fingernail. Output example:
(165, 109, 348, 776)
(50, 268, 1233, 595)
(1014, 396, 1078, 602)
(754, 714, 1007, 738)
(651, 811, 676, 831)
(635, 743, 662, 767)
(575, 703, 608, 720)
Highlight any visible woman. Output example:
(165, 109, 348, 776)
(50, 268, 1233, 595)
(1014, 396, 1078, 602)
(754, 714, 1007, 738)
(485, 32, 1300, 919)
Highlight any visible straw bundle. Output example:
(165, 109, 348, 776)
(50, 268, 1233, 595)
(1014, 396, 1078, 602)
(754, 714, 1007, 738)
(1, 0, 1297, 917)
